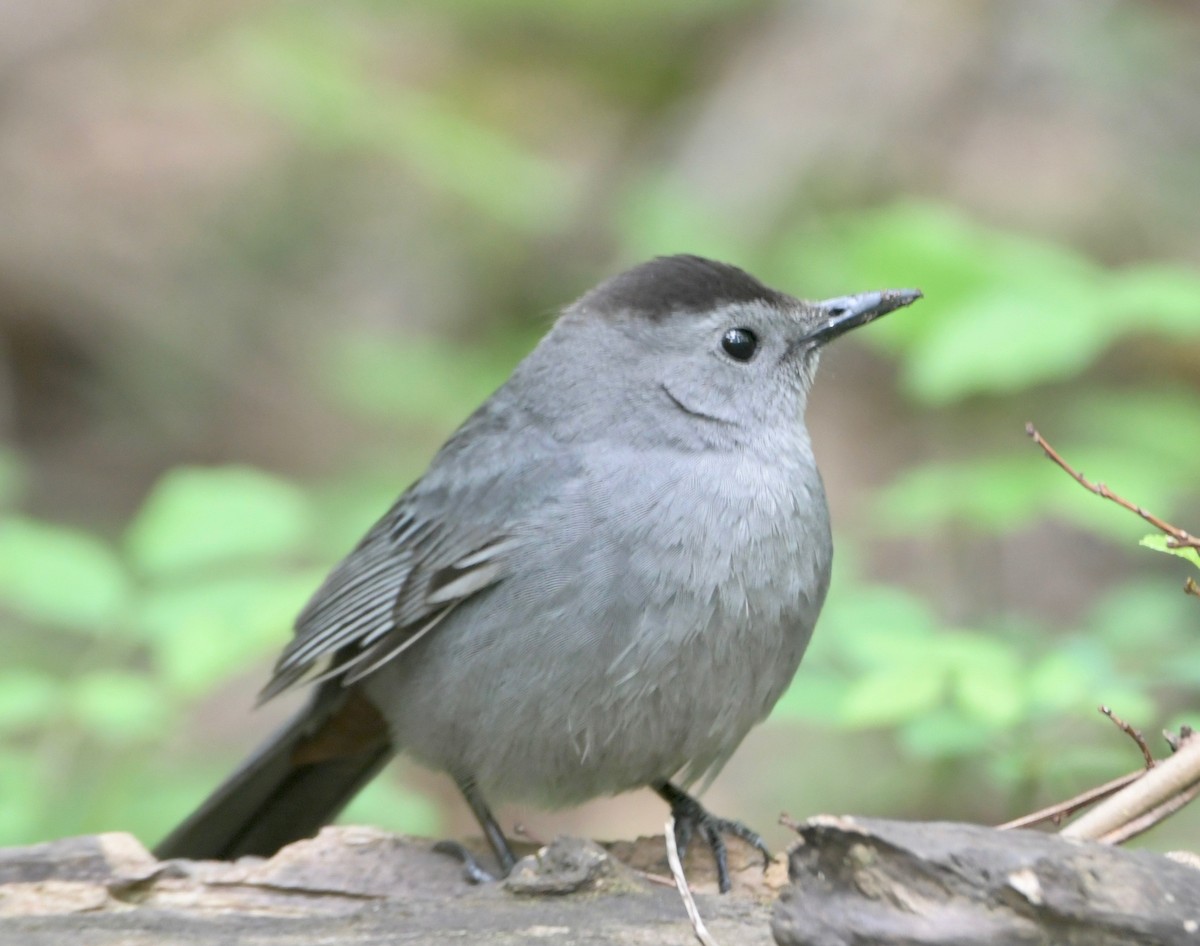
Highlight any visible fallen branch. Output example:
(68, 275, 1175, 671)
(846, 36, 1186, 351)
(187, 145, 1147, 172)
(775, 815, 1200, 945)
(996, 769, 1143, 831)
(1099, 781, 1200, 845)
(1061, 731, 1200, 842)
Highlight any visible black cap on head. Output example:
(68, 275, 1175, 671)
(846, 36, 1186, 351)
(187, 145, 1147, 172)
(576, 255, 790, 321)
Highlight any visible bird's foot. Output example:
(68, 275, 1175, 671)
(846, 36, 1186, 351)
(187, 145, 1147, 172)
(432, 840, 502, 885)
(655, 781, 771, 893)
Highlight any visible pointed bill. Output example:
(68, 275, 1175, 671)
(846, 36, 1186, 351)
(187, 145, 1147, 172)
(800, 288, 923, 346)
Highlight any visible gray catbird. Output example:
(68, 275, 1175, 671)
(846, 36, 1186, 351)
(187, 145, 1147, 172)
(154, 255, 920, 892)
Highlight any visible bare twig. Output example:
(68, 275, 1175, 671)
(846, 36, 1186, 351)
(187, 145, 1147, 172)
(1062, 732, 1200, 842)
(996, 770, 1144, 831)
(1025, 423, 1200, 550)
(665, 817, 720, 946)
(1101, 705, 1156, 769)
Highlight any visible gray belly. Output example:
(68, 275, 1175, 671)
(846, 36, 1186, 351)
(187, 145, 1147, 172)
(364, 452, 832, 804)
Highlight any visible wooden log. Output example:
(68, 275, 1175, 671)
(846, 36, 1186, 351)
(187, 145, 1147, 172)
(774, 815, 1200, 946)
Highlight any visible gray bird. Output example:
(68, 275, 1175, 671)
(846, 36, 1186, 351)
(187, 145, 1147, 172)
(154, 255, 920, 892)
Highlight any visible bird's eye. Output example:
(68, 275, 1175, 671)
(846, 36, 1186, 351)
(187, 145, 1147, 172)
(721, 327, 758, 361)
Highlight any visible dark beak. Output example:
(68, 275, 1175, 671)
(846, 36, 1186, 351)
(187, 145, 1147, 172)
(800, 288, 922, 346)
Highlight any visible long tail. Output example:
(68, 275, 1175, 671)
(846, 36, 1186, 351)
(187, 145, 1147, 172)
(154, 686, 392, 861)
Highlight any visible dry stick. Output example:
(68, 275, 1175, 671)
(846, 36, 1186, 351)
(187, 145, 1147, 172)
(996, 770, 1144, 831)
(1101, 705, 1156, 769)
(665, 817, 720, 946)
(1061, 734, 1200, 841)
(1025, 423, 1200, 550)
(1099, 782, 1200, 845)
(999, 707, 1155, 831)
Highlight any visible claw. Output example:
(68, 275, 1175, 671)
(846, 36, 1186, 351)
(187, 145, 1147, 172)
(655, 781, 771, 893)
(433, 839, 499, 885)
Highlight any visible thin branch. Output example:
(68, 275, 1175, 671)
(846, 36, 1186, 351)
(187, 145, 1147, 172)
(1098, 782, 1200, 845)
(665, 817, 720, 946)
(1061, 732, 1200, 842)
(1100, 705, 1155, 769)
(1026, 423, 1200, 549)
(996, 770, 1143, 831)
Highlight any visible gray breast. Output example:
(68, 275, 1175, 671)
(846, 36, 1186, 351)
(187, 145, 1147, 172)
(365, 442, 832, 805)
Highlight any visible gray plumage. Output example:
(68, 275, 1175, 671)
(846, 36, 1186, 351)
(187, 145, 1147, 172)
(155, 255, 920, 885)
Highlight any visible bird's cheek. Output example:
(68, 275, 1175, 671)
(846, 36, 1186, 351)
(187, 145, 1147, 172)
(659, 374, 740, 427)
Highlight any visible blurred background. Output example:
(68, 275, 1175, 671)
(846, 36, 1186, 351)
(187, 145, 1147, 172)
(2, 0, 1200, 858)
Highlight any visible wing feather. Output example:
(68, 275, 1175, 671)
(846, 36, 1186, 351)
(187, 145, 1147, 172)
(259, 495, 516, 702)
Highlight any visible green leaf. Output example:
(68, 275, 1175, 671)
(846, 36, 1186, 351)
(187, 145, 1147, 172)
(0, 517, 130, 629)
(125, 466, 312, 578)
(840, 665, 945, 728)
(1139, 533, 1200, 570)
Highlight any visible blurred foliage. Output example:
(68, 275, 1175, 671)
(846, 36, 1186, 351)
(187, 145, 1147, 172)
(5, 196, 1198, 846)
(779, 202, 1200, 402)
(1, 0, 1199, 854)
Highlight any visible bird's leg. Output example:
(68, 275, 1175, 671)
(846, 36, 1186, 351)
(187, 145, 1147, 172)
(434, 776, 517, 884)
(653, 780, 771, 894)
